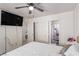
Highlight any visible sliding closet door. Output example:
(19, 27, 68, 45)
(35, 22, 48, 43)
(17, 27, 22, 47)
(0, 26, 5, 54)
(6, 26, 17, 52)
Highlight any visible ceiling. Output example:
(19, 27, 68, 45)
(0, 3, 77, 18)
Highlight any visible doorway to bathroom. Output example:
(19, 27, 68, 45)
(51, 21, 59, 45)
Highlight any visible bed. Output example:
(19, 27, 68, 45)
(2, 42, 63, 56)
(64, 44, 79, 56)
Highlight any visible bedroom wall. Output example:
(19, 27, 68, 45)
(26, 19, 34, 43)
(73, 4, 79, 39)
(58, 11, 74, 45)
(22, 17, 28, 45)
(27, 11, 74, 45)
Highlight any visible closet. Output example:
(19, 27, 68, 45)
(0, 26, 22, 54)
(0, 26, 5, 55)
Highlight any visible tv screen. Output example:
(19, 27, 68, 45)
(1, 11, 23, 26)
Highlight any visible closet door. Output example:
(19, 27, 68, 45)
(6, 26, 17, 52)
(0, 26, 5, 54)
(17, 27, 22, 47)
(35, 22, 48, 43)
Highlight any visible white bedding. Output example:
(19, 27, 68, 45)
(2, 42, 63, 56)
(64, 44, 79, 56)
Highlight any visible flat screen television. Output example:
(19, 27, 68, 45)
(1, 11, 23, 26)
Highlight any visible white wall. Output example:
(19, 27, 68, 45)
(22, 17, 28, 45)
(27, 22, 34, 43)
(27, 11, 74, 45)
(73, 4, 79, 39)
(59, 12, 74, 45)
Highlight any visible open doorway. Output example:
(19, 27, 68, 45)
(51, 21, 59, 45)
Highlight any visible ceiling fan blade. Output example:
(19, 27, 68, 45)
(34, 6, 44, 12)
(15, 6, 28, 9)
(27, 3, 34, 6)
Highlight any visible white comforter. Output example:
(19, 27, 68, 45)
(64, 44, 79, 56)
(3, 42, 63, 56)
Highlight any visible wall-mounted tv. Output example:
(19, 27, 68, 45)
(1, 10, 23, 26)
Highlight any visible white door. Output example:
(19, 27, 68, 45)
(35, 22, 48, 43)
(0, 26, 5, 54)
(6, 26, 17, 52)
(17, 27, 22, 47)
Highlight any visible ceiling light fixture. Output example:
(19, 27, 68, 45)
(29, 6, 34, 10)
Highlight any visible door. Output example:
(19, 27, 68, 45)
(35, 22, 48, 43)
(51, 21, 59, 44)
(17, 27, 22, 47)
(6, 26, 17, 52)
(0, 26, 5, 54)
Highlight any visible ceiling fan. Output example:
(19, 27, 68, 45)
(15, 3, 44, 14)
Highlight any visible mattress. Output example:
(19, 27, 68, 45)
(2, 42, 63, 56)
